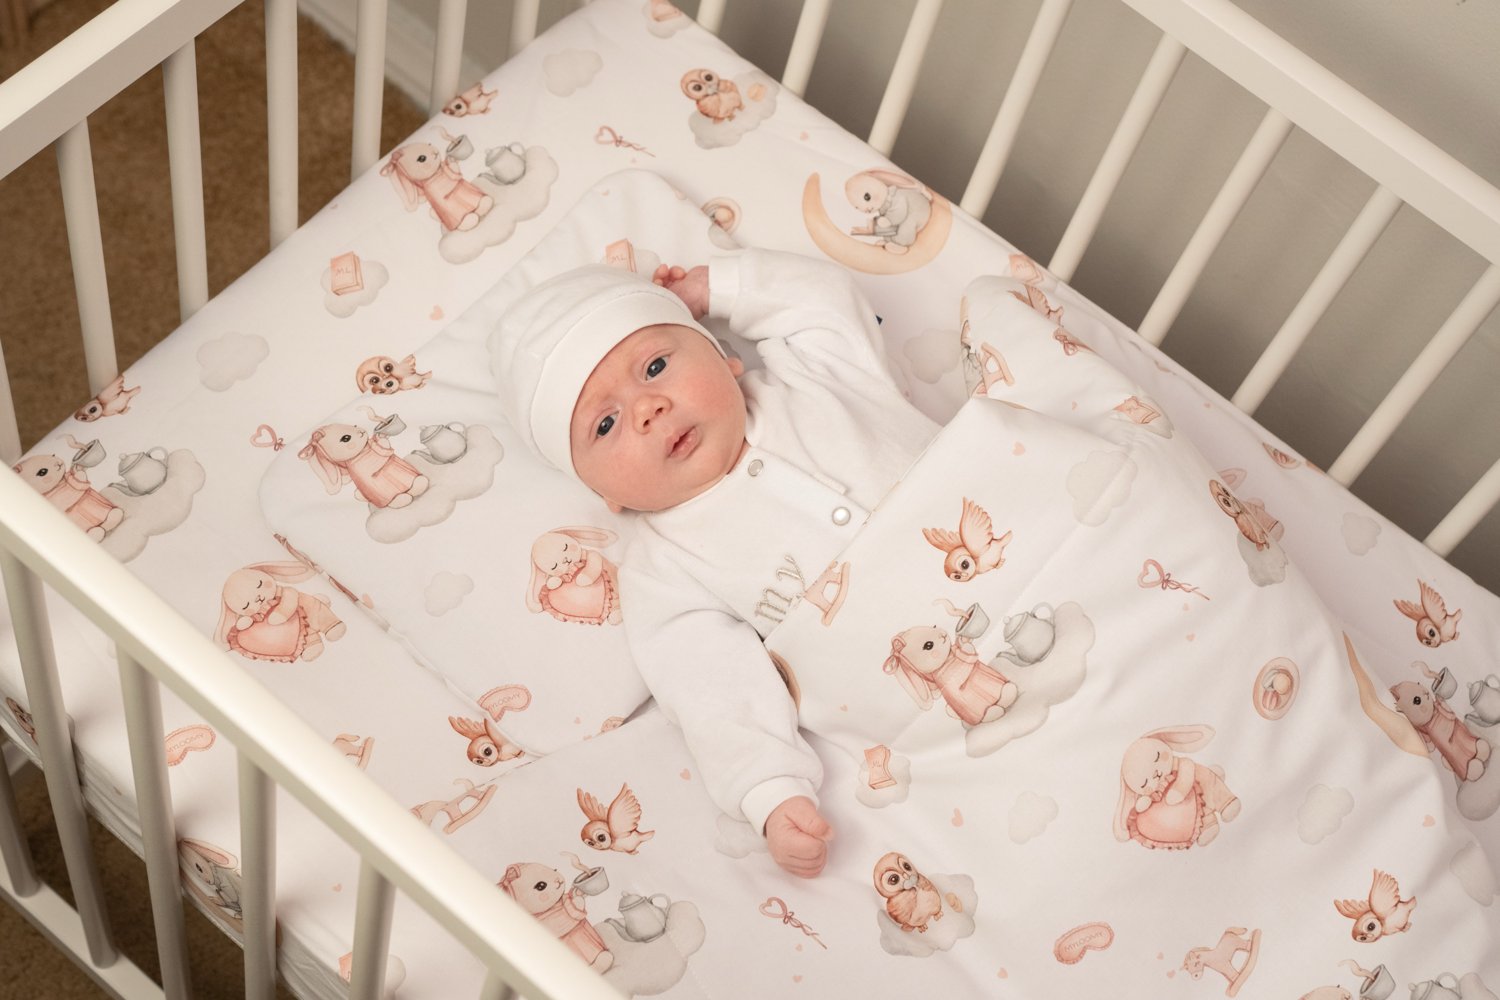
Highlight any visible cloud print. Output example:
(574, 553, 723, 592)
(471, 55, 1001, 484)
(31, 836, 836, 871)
(425, 572, 473, 615)
(365, 425, 504, 544)
(1297, 784, 1353, 844)
(197, 331, 268, 391)
(1066, 450, 1135, 526)
(542, 49, 602, 96)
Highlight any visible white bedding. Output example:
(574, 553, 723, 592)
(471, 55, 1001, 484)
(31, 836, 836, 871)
(3, 0, 1497, 997)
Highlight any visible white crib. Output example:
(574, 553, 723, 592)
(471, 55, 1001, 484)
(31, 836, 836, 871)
(1, 0, 1497, 998)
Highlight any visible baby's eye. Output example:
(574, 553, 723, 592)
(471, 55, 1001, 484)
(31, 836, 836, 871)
(646, 356, 667, 379)
(595, 414, 615, 438)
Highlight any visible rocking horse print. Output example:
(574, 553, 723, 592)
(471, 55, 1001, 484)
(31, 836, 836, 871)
(1182, 926, 1261, 996)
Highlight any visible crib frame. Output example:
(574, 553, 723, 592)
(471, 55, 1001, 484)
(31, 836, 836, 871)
(1, 0, 1498, 997)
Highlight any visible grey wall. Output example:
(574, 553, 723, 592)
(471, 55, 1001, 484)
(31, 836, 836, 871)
(404, 0, 1500, 591)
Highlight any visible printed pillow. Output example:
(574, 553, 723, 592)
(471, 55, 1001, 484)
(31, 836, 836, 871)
(259, 170, 737, 757)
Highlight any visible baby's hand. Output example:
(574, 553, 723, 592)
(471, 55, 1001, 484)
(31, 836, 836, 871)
(653, 264, 710, 320)
(765, 796, 834, 878)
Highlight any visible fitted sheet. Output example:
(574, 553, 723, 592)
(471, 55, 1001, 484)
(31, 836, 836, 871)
(2, 0, 1497, 996)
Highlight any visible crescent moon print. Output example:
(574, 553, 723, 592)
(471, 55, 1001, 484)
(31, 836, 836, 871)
(801, 172, 951, 274)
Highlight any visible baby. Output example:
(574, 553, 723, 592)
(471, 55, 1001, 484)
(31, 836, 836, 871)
(492, 249, 939, 877)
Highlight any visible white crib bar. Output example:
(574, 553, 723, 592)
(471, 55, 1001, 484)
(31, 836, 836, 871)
(266, 0, 299, 248)
(119, 652, 193, 999)
(509, 0, 540, 57)
(1329, 263, 1500, 486)
(694, 0, 726, 35)
(1136, 107, 1292, 346)
(0, 733, 40, 898)
(1427, 455, 1500, 556)
(780, 0, 831, 97)
(351, 0, 389, 179)
(866, 0, 943, 156)
(0, 342, 20, 465)
(1232, 185, 1403, 414)
(0, 550, 118, 966)
(1048, 34, 1186, 283)
(959, 0, 1073, 218)
(162, 40, 209, 321)
(56, 121, 120, 397)
(239, 753, 278, 1000)
(350, 857, 398, 1000)
(428, 0, 469, 116)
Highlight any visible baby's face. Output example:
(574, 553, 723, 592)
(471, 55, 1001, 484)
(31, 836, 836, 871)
(570, 323, 746, 512)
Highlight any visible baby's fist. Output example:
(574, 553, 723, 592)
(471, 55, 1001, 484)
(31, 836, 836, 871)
(765, 796, 834, 878)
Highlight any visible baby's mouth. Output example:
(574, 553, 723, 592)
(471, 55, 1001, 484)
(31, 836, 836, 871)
(667, 427, 698, 459)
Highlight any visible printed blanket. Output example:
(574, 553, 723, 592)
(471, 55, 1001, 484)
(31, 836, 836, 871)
(471, 279, 1499, 999)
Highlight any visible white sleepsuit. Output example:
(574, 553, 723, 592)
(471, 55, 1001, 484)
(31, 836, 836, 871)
(621, 248, 941, 834)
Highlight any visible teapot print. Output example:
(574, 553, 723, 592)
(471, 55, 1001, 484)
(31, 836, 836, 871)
(417, 422, 468, 464)
(113, 446, 169, 496)
(996, 603, 1055, 666)
(606, 892, 671, 943)
(1468, 675, 1500, 728)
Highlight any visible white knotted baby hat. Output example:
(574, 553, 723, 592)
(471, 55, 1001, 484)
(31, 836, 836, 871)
(489, 265, 723, 482)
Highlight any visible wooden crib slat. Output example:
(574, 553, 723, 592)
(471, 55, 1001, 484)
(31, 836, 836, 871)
(266, 0, 299, 248)
(118, 652, 192, 1000)
(780, 0, 832, 97)
(480, 971, 519, 1000)
(239, 753, 278, 1000)
(1427, 454, 1500, 556)
(162, 40, 209, 321)
(1136, 107, 1292, 346)
(959, 0, 1074, 218)
(866, 0, 944, 156)
(350, 0, 389, 179)
(1048, 34, 1186, 282)
(0, 731, 41, 898)
(428, 0, 469, 117)
(0, 341, 20, 465)
(349, 858, 398, 1000)
(1232, 185, 1403, 414)
(509, 0, 540, 57)
(695, 0, 726, 35)
(1329, 263, 1500, 486)
(0, 550, 118, 966)
(56, 120, 120, 397)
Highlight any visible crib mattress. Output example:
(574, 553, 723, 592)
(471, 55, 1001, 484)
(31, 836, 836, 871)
(2, 0, 1497, 997)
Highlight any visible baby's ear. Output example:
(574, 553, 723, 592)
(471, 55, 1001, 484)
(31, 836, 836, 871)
(605, 498, 626, 514)
(726, 356, 745, 378)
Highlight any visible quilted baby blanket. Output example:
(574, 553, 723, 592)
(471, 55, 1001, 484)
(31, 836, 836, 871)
(442, 274, 1500, 1000)
(742, 276, 1500, 995)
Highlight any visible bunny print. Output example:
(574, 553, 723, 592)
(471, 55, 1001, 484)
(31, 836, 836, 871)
(1390, 676, 1490, 783)
(214, 562, 346, 663)
(883, 624, 1017, 727)
(498, 861, 613, 971)
(1113, 725, 1241, 850)
(527, 527, 623, 626)
(844, 170, 934, 255)
(178, 838, 244, 924)
(13, 453, 123, 540)
(299, 421, 428, 509)
(380, 141, 493, 233)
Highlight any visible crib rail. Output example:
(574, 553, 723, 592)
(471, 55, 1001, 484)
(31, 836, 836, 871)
(0, 471, 616, 999)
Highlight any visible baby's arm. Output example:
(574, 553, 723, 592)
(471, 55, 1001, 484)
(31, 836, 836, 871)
(621, 558, 827, 872)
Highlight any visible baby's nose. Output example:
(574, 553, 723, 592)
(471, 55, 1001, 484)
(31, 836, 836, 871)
(632, 393, 670, 430)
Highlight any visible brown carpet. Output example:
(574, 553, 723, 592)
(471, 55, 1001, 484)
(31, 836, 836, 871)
(0, 0, 425, 995)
